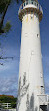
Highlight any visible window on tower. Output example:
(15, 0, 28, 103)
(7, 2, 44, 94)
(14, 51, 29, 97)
(41, 86, 44, 94)
(26, 1, 28, 5)
(31, 1, 33, 4)
(37, 34, 39, 38)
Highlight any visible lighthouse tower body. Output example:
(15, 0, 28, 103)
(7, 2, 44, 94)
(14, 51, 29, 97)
(17, 0, 49, 111)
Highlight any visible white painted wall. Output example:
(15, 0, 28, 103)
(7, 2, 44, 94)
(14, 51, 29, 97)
(17, 12, 45, 111)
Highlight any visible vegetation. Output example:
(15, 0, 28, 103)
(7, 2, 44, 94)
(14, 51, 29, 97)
(0, 0, 23, 34)
(0, 0, 23, 64)
(0, 0, 12, 34)
(0, 95, 17, 108)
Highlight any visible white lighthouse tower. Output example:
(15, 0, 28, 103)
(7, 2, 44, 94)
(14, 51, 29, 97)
(17, 0, 49, 111)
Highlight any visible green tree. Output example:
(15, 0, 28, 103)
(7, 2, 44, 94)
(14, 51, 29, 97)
(0, 0, 23, 34)
(0, 0, 23, 65)
(0, 0, 12, 34)
(0, 95, 17, 108)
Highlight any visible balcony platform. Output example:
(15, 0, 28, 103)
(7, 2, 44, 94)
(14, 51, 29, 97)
(18, 0, 43, 22)
(37, 94, 49, 106)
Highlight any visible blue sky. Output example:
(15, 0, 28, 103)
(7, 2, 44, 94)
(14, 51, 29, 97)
(0, 0, 49, 97)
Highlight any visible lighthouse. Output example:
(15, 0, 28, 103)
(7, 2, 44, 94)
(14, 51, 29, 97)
(17, 0, 49, 111)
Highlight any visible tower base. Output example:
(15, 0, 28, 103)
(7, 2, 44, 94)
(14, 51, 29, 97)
(37, 94, 49, 111)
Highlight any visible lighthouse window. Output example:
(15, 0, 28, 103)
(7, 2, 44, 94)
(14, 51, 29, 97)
(32, 2, 33, 4)
(26, 1, 28, 5)
(37, 34, 39, 38)
(41, 86, 44, 94)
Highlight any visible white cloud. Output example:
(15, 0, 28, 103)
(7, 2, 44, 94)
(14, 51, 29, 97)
(0, 75, 18, 96)
(0, 64, 10, 71)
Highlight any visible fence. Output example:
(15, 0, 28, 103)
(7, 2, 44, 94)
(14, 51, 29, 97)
(0, 109, 16, 111)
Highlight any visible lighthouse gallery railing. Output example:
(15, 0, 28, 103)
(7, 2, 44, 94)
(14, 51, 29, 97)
(37, 95, 49, 105)
(18, 0, 43, 15)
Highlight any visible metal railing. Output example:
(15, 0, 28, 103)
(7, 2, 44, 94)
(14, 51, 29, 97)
(0, 109, 16, 111)
(18, 0, 43, 15)
(37, 95, 49, 105)
(0, 103, 16, 110)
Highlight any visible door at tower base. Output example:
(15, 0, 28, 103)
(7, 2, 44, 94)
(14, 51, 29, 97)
(40, 105, 47, 111)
